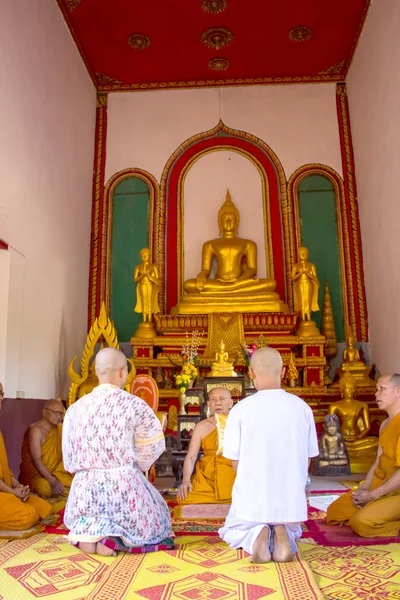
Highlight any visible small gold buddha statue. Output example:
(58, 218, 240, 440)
(336, 334, 375, 387)
(292, 246, 321, 337)
(315, 414, 350, 474)
(133, 247, 160, 339)
(328, 371, 378, 473)
(210, 340, 237, 377)
(173, 191, 288, 314)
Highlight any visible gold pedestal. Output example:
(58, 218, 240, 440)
(172, 293, 289, 315)
(210, 365, 238, 377)
(335, 366, 375, 388)
(296, 319, 321, 337)
(133, 322, 157, 339)
(348, 449, 377, 474)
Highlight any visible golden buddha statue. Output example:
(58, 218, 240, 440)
(210, 340, 237, 377)
(336, 334, 375, 387)
(292, 246, 321, 337)
(314, 414, 350, 475)
(173, 191, 288, 314)
(133, 247, 160, 338)
(77, 361, 99, 399)
(328, 371, 378, 473)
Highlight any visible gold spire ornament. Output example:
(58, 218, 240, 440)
(322, 280, 338, 384)
(67, 302, 135, 406)
(287, 351, 299, 387)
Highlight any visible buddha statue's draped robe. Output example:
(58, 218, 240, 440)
(178, 415, 236, 505)
(20, 424, 72, 498)
(327, 413, 400, 537)
(0, 431, 52, 530)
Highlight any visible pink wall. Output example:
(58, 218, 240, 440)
(0, 1, 96, 398)
(347, 0, 400, 373)
(106, 84, 343, 286)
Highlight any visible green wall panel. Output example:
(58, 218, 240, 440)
(110, 177, 150, 341)
(299, 174, 345, 341)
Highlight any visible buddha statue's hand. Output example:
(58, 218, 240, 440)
(196, 272, 208, 291)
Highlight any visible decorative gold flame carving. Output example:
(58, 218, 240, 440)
(67, 302, 135, 406)
(202, 0, 228, 14)
(208, 57, 230, 71)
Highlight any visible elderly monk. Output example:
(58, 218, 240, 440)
(20, 399, 72, 498)
(177, 387, 236, 505)
(0, 382, 53, 530)
(63, 347, 171, 556)
(219, 348, 319, 563)
(327, 374, 400, 537)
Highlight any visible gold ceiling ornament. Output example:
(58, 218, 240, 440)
(208, 57, 230, 71)
(201, 27, 233, 50)
(288, 26, 313, 42)
(128, 33, 151, 50)
(201, 0, 228, 14)
(66, 0, 82, 11)
(96, 72, 123, 85)
(318, 60, 345, 76)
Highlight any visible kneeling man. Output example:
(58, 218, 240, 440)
(0, 382, 53, 530)
(63, 348, 171, 556)
(219, 348, 319, 563)
(20, 399, 72, 498)
(177, 387, 236, 505)
(327, 374, 400, 537)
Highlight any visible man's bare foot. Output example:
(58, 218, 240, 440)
(96, 541, 117, 557)
(272, 525, 294, 562)
(78, 542, 97, 554)
(250, 527, 271, 563)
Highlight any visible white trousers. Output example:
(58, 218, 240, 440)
(218, 514, 302, 555)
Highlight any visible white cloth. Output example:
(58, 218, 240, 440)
(63, 384, 171, 546)
(222, 388, 319, 524)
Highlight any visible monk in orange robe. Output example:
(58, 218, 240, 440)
(20, 399, 72, 498)
(327, 374, 400, 537)
(0, 382, 53, 530)
(177, 387, 236, 505)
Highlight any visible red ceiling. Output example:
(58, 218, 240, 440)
(57, 0, 371, 92)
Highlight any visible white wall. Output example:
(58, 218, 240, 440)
(0, 0, 96, 398)
(347, 0, 400, 372)
(106, 83, 343, 281)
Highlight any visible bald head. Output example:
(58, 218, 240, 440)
(95, 347, 128, 387)
(208, 386, 233, 415)
(250, 347, 283, 390)
(42, 399, 65, 425)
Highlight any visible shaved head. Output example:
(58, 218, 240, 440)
(44, 399, 64, 411)
(94, 348, 128, 389)
(390, 374, 400, 388)
(250, 347, 283, 390)
(42, 398, 65, 425)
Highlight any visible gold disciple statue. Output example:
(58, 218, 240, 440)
(174, 191, 288, 314)
(328, 370, 378, 472)
(292, 246, 320, 337)
(210, 340, 237, 377)
(133, 248, 160, 339)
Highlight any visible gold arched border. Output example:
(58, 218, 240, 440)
(287, 164, 350, 336)
(158, 121, 291, 312)
(176, 147, 274, 298)
(103, 168, 159, 313)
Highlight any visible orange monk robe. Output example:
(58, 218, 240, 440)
(327, 412, 400, 537)
(178, 415, 236, 505)
(0, 431, 52, 530)
(20, 423, 73, 498)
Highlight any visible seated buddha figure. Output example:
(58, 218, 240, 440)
(328, 371, 378, 472)
(338, 335, 375, 386)
(175, 191, 288, 314)
(210, 340, 237, 377)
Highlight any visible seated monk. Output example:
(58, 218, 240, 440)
(20, 399, 72, 498)
(177, 387, 236, 505)
(0, 382, 53, 530)
(327, 374, 400, 537)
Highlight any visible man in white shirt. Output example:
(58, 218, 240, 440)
(218, 347, 319, 563)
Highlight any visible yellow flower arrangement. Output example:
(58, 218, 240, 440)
(175, 331, 200, 393)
